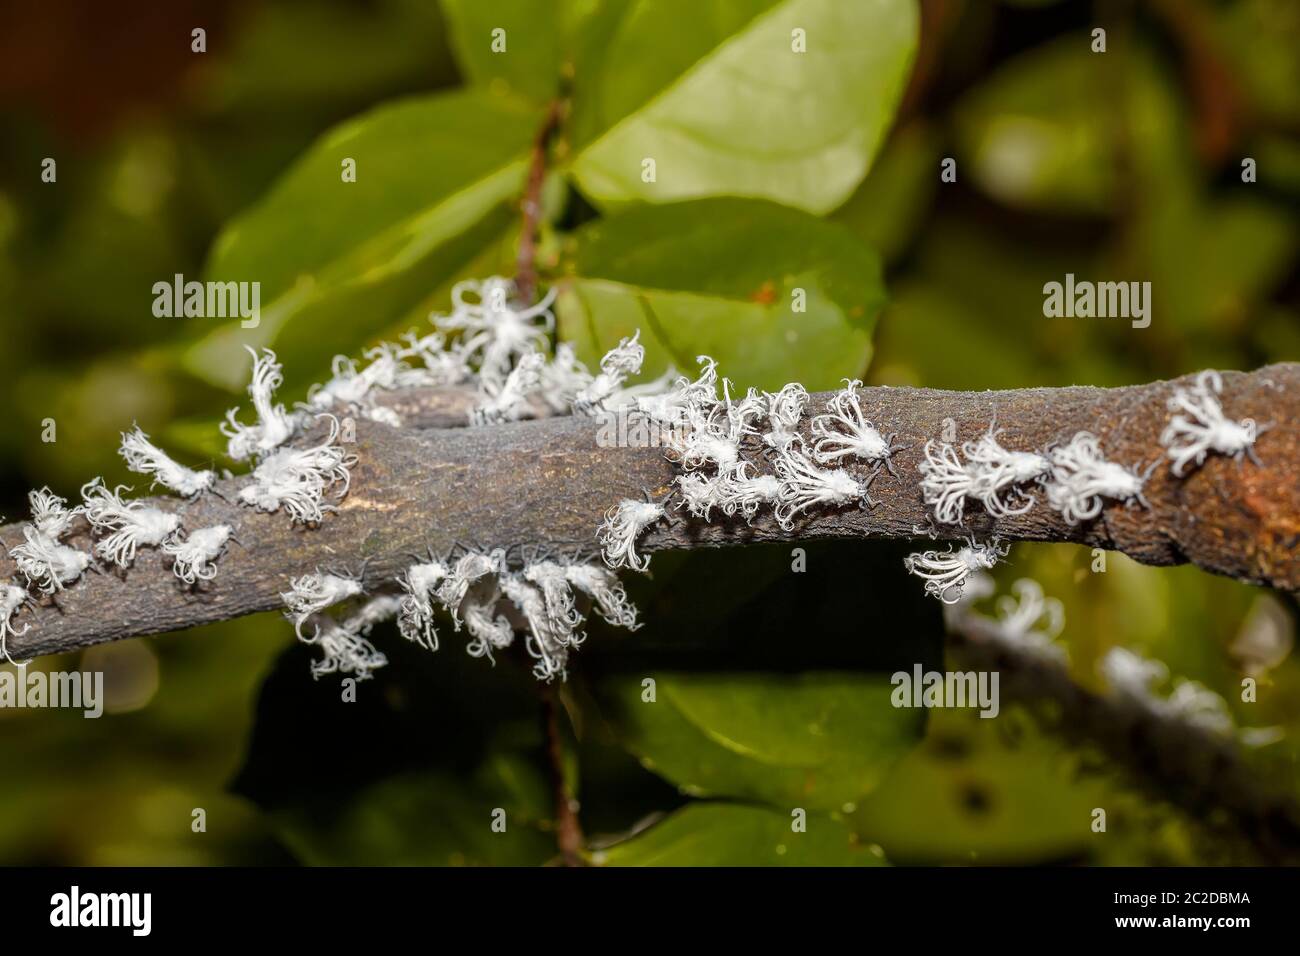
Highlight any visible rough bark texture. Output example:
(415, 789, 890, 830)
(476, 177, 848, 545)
(4, 362, 1296, 659)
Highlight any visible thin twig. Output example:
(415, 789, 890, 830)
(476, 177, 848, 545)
(515, 99, 566, 306)
(541, 684, 586, 865)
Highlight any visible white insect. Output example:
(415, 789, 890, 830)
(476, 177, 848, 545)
(238, 415, 355, 523)
(918, 426, 1050, 525)
(363, 405, 403, 427)
(564, 562, 640, 630)
(671, 411, 742, 474)
(917, 441, 972, 525)
(761, 382, 808, 450)
(991, 579, 1065, 651)
(810, 380, 904, 474)
(536, 342, 594, 413)
(11, 526, 90, 595)
(1098, 648, 1233, 737)
(669, 379, 763, 476)
(947, 576, 1066, 663)
(471, 351, 545, 425)
(436, 549, 507, 626)
(281, 571, 363, 640)
(1098, 645, 1166, 700)
(1160, 370, 1263, 476)
(398, 330, 474, 387)
(723, 471, 781, 522)
(339, 594, 403, 637)
(573, 331, 645, 415)
(637, 356, 719, 426)
(1045, 432, 1150, 525)
(773, 442, 875, 531)
(119, 425, 216, 497)
(306, 354, 386, 412)
(28, 487, 81, 540)
(462, 589, 515, 662)
(437, 277, 556, 388)
(675, 472, 728, 521)
(221, 347, 298, 461)
(500, 574, 568, 682)
(1, 584, 31, 666)
(296, 594, 396, 682)
(81, 479, 182, 567)
(523, 560, 585, 645)
(598, 499, 665, 572)
(307, 621, 388, 682)
(162, 525, 233, 585)
(601, 364, 680, 414)
(397, 560, 448, 651)
(961, 426, 1052, 516)
(904, 538, 1009, 604)
(676, 468, 779, 523)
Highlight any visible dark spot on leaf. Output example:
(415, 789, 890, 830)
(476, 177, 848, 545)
(930, 733, 971, 761)
(959, 782, 993, 817)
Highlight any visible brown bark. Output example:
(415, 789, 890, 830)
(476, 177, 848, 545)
(4, 362, 1296, 660)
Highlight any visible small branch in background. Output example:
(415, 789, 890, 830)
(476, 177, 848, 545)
(897, 0, 961, 121)
(515, 99, 566, 306)
(541, 684, 585, 865)
(945, 585, 1300, 864)
(1149, 0, 1245, 164)
(516, 100, 584, 861)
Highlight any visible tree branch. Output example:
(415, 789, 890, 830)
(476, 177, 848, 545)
(5, 362, 1296, 659)
(540, 685, 585, 866)
(945, 599, 1300, 863)
(514, 99, 565, 306)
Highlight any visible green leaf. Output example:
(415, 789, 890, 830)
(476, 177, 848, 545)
(557, 198, 884, 390)
(235, 625, 559, 866)
(439, 0, 562, 101)
(569, 0, 918, 214)
(832, 120, 940, 264)
(273, 762, 556, 867)
(1134, 195, 1297, 335)
(598, 802, 887, 866)
(595, 672, 923, 813)
(851, 709, 1129, 864)
(1216, 0, 1300, 128)
(953, 37, 1196, 216)
(953, 38, 1118, 215)
(188, 89, 542, 391)
(202, 0, 455, 112)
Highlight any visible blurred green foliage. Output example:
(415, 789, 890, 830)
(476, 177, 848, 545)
(557, 197, 883, 390)
(0, 0, 1296, 866)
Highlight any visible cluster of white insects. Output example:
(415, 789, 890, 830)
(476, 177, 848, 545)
(0, 274, 1268, 684)
(902, 371, 1264, 603)
(599, 372, 906, 573)
(0, 344, 358, 663)
(0, 276, 658, 679)
(946, 572, 1277, 746)
(600, 351, 1264, 607)
(944, 572, 1068, 665)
